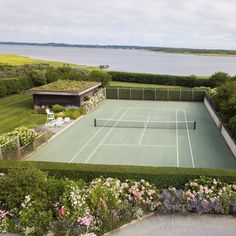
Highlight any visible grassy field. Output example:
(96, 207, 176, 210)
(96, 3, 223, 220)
(109, 81, 196, 89)
(0, 54, 79, 67)
(0, 54, 100, 72)
(0, 93, 45, 134)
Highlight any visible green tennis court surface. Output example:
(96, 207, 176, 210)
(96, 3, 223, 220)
(28, 100, 236, 169)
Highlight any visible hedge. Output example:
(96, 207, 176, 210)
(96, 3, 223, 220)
(108, 71, 213, 88)
(0, 77, 32, 96)
(0, 161, 235, 188)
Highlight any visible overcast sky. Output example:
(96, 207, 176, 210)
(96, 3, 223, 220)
(0, 0, 236, 49)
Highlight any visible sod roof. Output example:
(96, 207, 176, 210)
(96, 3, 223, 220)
(31, 80, 100, 93)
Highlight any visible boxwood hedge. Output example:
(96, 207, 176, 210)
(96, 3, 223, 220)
(0, 77, 32, 96)
(108, 71, 213, 88)
(0, 161, 235, 188)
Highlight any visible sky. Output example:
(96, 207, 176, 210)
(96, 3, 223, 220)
(0, 0, 236, 49)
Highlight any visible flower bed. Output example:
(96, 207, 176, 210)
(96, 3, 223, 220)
(0, 168, 235, 235)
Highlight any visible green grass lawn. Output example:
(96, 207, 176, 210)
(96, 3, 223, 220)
(0, 93, 45, 134)
(0, 54, 100, 72)
(108, 81, 193, 89)
(0, 54, 78, 67)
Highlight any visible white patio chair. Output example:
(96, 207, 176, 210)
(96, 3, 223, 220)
(46, 108, 54, 120)
(45, 108, 55, 127)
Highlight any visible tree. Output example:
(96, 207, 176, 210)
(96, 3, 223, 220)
(209, 72, 231, 87)
(229, 115, 236, 139)
(215, 81, 236, 122)
(89, 70, 111, 86)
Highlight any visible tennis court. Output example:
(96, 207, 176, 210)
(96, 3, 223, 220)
(28, 100, 236, 169)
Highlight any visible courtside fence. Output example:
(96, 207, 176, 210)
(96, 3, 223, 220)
(106, 87, 205, 102)
(0, 130, 53, 161)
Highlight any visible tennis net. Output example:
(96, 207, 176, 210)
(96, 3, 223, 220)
(94, 118, 196, 129)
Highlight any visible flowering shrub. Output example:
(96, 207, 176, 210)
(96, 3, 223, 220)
(0, 168, 235, 235)
(0, 208, 11, 233)
(159, 187, 185, 213)
(121, 179, 160, 211)
(184, 176, 233, 214)
(12, 126, 37, 146)
(0, 126, 37, 148)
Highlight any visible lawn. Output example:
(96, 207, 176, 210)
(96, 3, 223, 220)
(108, 81, 193, 89)
(0, 54, 79, 67)
(0, 93, 45, 134)
(0, 54, 100, 72)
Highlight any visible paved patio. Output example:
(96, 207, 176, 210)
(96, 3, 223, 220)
(107, 213, 236, 236)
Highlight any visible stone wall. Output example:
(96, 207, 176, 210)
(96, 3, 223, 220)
(82, 88, 106, 113)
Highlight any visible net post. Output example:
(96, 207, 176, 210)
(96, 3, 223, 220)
(194, 121, 196, 130)
(94, 118, 97, 127)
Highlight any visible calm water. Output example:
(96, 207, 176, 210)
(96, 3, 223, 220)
(1, 45, 236, 76)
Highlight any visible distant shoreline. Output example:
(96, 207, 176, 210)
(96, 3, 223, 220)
(1, 41, 236, 57)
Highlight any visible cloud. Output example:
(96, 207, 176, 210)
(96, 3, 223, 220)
(0, 0, 236, 49)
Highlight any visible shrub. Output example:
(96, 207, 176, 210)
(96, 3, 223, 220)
(209, 72, 231, 87)
(0, 167, 236, 235)
(84, 96, 90, 101)
(63, 108, 84, 119)
(184, 176, 232, 214)
(89, 70, 111, 86)
(52, 104, 65, 113)
(0, 77, 32, 97)
(215, 81, 236, 122)
(229, 115, 236, 139)
(109, 71, 212, 87)
(0, 166, 48, 210)
(0, 126, 37, 147)
(12, 126, 37, 146)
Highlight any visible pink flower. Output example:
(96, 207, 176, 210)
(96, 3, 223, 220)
(58, 206, 67, 216)
(78, 215, 93, 226)
(0, 210, 9, 219)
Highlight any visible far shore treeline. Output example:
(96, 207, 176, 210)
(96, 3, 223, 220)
(1, 41, 236, 56)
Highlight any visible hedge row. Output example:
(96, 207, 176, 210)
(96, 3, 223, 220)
(108, 71, 213, 87)
(0, 77, 33, 96)
(0, 161, 235, 188)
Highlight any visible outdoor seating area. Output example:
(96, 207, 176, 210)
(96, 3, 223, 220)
(45, 108, 71, 128)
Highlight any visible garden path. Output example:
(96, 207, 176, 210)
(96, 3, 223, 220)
(107, 213, 236, 236)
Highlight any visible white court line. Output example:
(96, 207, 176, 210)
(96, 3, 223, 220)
(101, 143, 176, 148)
(138, 116, 150, 145)
(84, 107, 130, 163)
(184, 110, 195, 168)
(129, 107, 186, 111)
(176, 109, 179, 167)
(68, 107, 123, 163)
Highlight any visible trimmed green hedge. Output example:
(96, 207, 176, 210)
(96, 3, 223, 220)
(108, 71, 213, 88)
(0, 161, 235, 188)
(0, 77, 32, 96)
